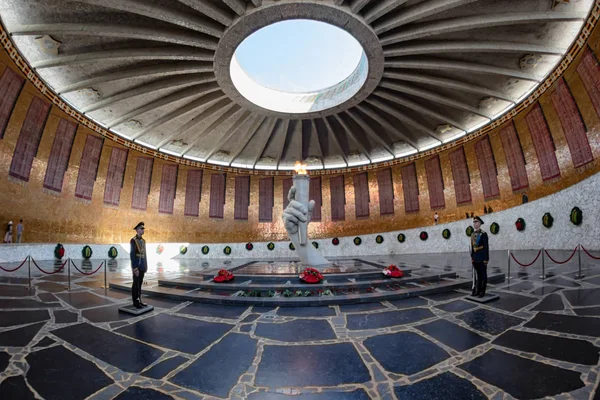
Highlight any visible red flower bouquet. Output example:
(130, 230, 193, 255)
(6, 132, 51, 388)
(383, 264, 404, 278)
(213, 269, 234, 283)
(299, 267, 324, 284)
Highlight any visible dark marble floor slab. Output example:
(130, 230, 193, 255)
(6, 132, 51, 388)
(256, 343, 370, 387)
(0, 351, 9, 373)
(574, 306, 600, 316)
(34, 337, 56, 348)
(38, 292, 57, 302)
(82, 304, 136, 323)
(493, 329, 599, 365)
(394, 372, 487, 400)
(459, 349, 585, 399)
(241, 314, 259, 323)
(364, 331, 449, 375)
(0, 321, 46, 347)
(74, 280, 105, 289)
(171, 333, 257, 397)
(141, 296, 183, 309)
(544, 276, 581, 288)
(53, 309, 78, 324)
(457, 309, 525, 335)
(177, 302, 248, 319)
(247, 389, 370, 399)
(434, 300, 477, 313)
(277, 306, 336, 317)
(0, 276, 30, 284)
(114, 386, 174, 399)
(52, 323, 163, 373)
(530, 285, 563, 296)
(26, 345, 113, 400)
(0, 298, 59, 309)
(0, 284, 31, 297)
(339, 302, 387, 313)
(484, 292, 538, 312)
(252, 306, 277, 313)
(0, 310, 50, 327)
(55, 291, 114, 309)
(0, 375, 36, 399)
(421, 291, 465, 302)
(502, 281, 535, 292)
(388, 297, 429, 309)
(582, 275, 600, 286)
(347, 308, 434, 330)
(39, 274, 70, 282)
(532, 293, 564, 312)
(563, 288, 600, 307)
(255, 319, 336, 342)
(34, 282, 68, 293)
(142, 355, 188, 380)
(92, 288, 130, 300)
(240, 324, 252, 332)
(417, 319, 488, 352)
(116, 313, 233, 354)
(525, 312, 600, 336)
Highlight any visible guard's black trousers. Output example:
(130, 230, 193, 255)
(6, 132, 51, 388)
(472, 262, 487, 296)
(132, 270, 145, 305)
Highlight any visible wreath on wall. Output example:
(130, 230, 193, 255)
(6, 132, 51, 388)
(442, 229, 451, 240)
(376, 235, 384, 244)
(542, 213, 554, 229)
(245, 242, 253, 251)
(465, 226, 474, 237)
(419, 231, 428, 241)
(223, 246, 232, 255)
(515, 218, 526, 231)
(332, 237, 339, 246)
(490, 222, 500, 235)
(354, 237, 362, 246)
(108, 246, 118, 259)
(570, 207, 583, 226)
(267, 242, 275, 251)
(312, 241, 319, 249)
(289, 242, 295, 251)
(156, 244, 164, 255)
(82, 245, 93, 260)
(54, 244, 65, 260)
(179, 245, 188, 255)
(201, 245, 209, 255)
(397, 233, 406, 243)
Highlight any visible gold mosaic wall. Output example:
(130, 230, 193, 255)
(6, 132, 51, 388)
(1, 27, 600, 244)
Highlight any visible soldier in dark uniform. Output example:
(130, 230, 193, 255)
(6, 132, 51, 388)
(470, 216, 489, 297)
(130, 222, 148, 308)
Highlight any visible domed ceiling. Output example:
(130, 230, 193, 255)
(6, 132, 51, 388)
(0, 0, 593, 170)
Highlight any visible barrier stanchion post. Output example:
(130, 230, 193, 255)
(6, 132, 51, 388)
(539, 248, 545, 279)
(27, 255, 31, 293)
(104, 259, 107, 289)
(575, 245, 585, 279)
(507, 250, 511, 284)
(68, 258, 71, 291)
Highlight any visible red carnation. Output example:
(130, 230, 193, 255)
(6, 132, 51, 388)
(299, 267, 324, 284)
(383, 264, 404, 278)
(213, 269, 234, 283)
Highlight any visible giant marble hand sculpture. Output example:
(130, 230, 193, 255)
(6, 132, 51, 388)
(282, 186, 330, 267)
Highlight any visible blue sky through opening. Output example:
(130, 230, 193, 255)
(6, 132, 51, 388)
(234, 20, 363, 93)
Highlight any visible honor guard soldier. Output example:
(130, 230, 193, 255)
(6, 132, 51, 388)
(470, 216, 489, 297)
(130, 222, 148, 308)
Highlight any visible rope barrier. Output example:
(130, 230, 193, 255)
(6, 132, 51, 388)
(70, 259, 104, 276)
(510, 250, 542, 267)
(581, 245, 600, 260)
(31, 258, 67, 275)
(0, 256, 29, 272)
(544, 246, 579, 264)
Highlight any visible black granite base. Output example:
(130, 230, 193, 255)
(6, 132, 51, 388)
(52, 323, 163, 373)
(532, 293, 565, 311)
(177, 303, 248, 319)
(114, 386, 174, 399)
(458, 308, 525, 335)
(26, 345, 113, 400)
(255, 319, 336, 342)
(142, 355, 188, 380)
(493, 329, 599, 365)
(256, 343, 370, 387)
(116, 313, 233, 354)
(0, 375, 36, 399)
(394, 372, 487, 400)
(525, 312, 600, 336)
(465, 294, 500, 304)
(171, 333, 256, 397)
(417, 319, 488, 352)
(118, 304, 154, 315)
(0, 310, 50, 327)
(0, 321, 46, 347)
(347, 308, 434, 330)
(460, 349, 585, 399)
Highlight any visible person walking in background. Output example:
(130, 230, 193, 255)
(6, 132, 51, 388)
(16, 219, 23, 243)
(433, 212, 439, 225)
(3, 221, 13, 243)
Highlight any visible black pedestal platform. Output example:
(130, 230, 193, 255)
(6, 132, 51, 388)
(118, 304, 154, 315)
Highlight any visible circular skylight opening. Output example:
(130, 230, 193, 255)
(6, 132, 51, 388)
(231, 19, 368, 114)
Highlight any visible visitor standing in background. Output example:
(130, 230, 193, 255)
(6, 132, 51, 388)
(470, 216, 489, 297)
(16, 219, 23, 243)
(3, 221, 12, 243)
(434, 212, 439, 225)
(130, 222, 148, 309)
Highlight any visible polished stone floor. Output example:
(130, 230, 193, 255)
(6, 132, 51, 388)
(0, 251, 599, 399)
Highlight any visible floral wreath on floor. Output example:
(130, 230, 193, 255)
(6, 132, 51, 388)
(213, 269, 234, 283)
(383, 264, 404, 278)
(299, 267, 324, 284)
